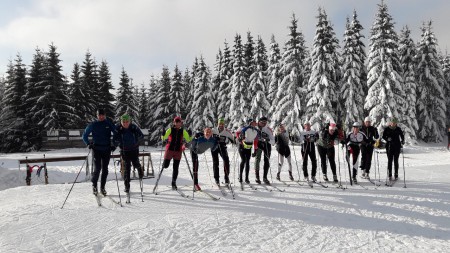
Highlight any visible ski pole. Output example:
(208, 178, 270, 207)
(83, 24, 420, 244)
(111, 154, 123, 206)
(182, 150, 195, 199)
(140, 178, 144, 202)
(152, 137, 165, 194)
(402, 148, 406, 188)
(290, 132, 302, 181)
(61, 149, 91, 209)
(203, 153, 214, 187)
(337, 141, 343, 187)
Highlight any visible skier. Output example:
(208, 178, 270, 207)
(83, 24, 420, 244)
(82, 108, 116, 196)
(382, 117, 405, 181)
(161, 116, 193, 190)
(274, 123, 293, 181)
(236, 119, 259, 184)
(343, 122, 369, 184)
(113, 114, 144, 193)
(191, 127, 219, 191)
(299, 122, 318, 182)
(360, 117, 379, 178)
(317, 122, 340, 182)
(253, 116, 275, 185)
(211, 118, 235, 185)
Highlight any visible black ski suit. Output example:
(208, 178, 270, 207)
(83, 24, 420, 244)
(382, 126, 405, 178)
(360, 125, 379, 174)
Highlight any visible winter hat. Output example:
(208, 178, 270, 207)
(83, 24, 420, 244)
(259, 116, 268, 122)
(352, 122, 362, 128)
(97, 108, 105, 115)
(390, 117, 398, 123)
(247, 118, 256, 125)
(121, 114, 131, 121)
(329, 122, 337, 130)
(364, 116, 371, 122)
(173, 116, 182, 122)
(218, 118, 225, 124)
(303, 121, 311, 126)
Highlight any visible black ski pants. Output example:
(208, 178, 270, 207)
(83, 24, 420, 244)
(301, 142, 317, 178)
(360, 144, 374, 173)
(255, 142, 271, 180)
(92, 149, 111, 189)
(239, 146, 251, 182)
(347, 144, 360, 178)
(386, 145, 401, 177)
(317, 145, 337, 176)
(122, 149, 143, 191)
(212, 144, 230, 183)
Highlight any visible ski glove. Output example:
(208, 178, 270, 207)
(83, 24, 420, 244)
(88, 143, 93, 149)
(111, 145, 116, 152)
(251, 152, 257, 157)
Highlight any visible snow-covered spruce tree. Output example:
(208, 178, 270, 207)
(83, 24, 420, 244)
(186, 56, 215, 131)
(229, 33, 250, 128)
(146, 75, 161, 144)
(340, 13, 366, 127)
(416, 21, 446, 142)
(115, 67, 137, 120)
(441, 52, 450, 126)
(150, 66, 171, 139)
(0, 56, 28, 152)
(249, 35, 270, 119)
(398, 26, 419, 143)
(217, 40, 233, 123)
(244, 31, 255, 82)
(97, 60, 115, 117)
(266, 34, 281, 121)
(68, 63, 88, 128)
(364, 2, 405, 133)
(211, 51, 223, 119)
(136, 83, 150, 128)
(181, 68, 193, 121)
(80, 51, 99, 121)
(305, 8, 341, 129)
(25, 48, 47, 150)
(168, 64, 184, 119)
(36, 44, 75, 130)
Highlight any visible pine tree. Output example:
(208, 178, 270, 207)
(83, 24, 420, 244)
(306, 8, 341, 128)
(150, 65, 171, 136)
(80, 51, 99, 120)
(146, 75, 162, 144)
(364, 2, 405, 132)
(137, 83, 150, 128)
(244, 31, 255, 80)
(26, 48, 46, 150)
(211, 50, 223, 119)
(266, 34, 281, 120)
(115, 67, 137, 120)
(97, 60, 115, 117)
(416, 21, 446, 142)
(441, 52, 450, 127)
(217, 40, 233, 123)
(0, 56, 28, 152)
(249, 36, 270, 119)
(181, 68, 193, 121)
(68, 63, 87, 128)
(229, 34, 249, 128)
(169, 64, 184, 118)
(187, 56, 215, 131)
(398, 26, 419, 142)
(340, 13, 366, 126)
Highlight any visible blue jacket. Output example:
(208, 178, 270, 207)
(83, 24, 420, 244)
(82, 119, 116, 151)
(113, 123, 144, 151)
(191, 133, 218, 154)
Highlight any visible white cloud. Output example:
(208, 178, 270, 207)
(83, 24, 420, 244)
(0, 0, 449, 85)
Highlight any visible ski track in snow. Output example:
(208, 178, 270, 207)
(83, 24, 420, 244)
(1, 145, 450, 252)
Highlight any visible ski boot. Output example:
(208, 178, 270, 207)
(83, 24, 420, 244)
(263, 178, 271, 185)
(323, 174, 329, 182)
(289, 171, 294, 181)
(333, 175, 338, 183)
(194, 184, 202, 191)
(92, 186, 98, 196)
(352, 177, 358, 184)
(276, 172, 280, 181)
(311, 176, 317, 182)
(255, 176, 261, 184)
(171, 181, 177, 190)
(101, 188, 107, 196)
(245, 178, 250, 184)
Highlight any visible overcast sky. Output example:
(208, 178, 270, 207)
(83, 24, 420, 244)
(1, 0, 449, 87)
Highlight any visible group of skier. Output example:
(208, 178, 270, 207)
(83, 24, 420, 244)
(83, 109, 406, 198)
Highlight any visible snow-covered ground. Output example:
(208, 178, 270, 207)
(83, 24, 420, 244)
(1, 143, 450, 252)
